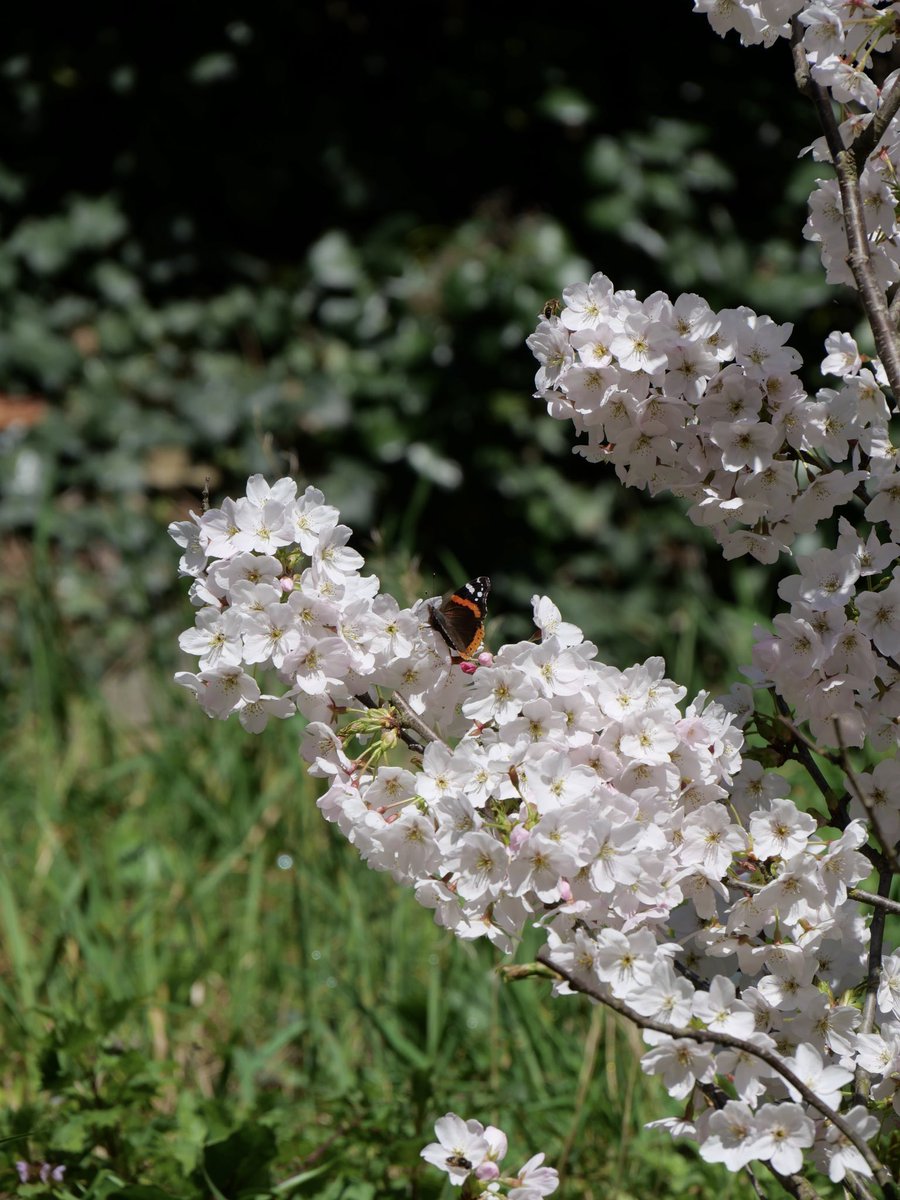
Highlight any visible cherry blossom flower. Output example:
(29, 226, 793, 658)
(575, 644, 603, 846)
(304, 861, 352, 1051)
(421, 1113, 490, 1184)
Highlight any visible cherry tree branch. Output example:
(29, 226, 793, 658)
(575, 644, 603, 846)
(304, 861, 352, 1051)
(773, 702, 839, 813)
(849, 1174, 883, 1200)
(771, 700, 854, 829)
(391, 691, 446, 749)
(854, 867, 892, 1106)
(889, 286, 900, 330)
(352, 690, 445, 754)
(769, 709, 896, 876)
(726, 877, 900, 917)
(536, 947, 897, 1198)
(852, 75, 900, 168)
(789, 15, 812, 94)
(846, 886, 900, 916)
(791, 19, 900, 402)
(833, 718, 900, 875)
(761, 1165, 824, 1200)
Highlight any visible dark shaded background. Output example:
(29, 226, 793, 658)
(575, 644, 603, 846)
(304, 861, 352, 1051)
(0, 3, 843, 695)
(1, 5, 810, 274)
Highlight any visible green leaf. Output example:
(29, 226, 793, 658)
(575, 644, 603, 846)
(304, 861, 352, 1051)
(201, 1124, 277, 1197)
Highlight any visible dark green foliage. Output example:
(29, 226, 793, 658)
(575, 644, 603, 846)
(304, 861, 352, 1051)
(0, 6, 841, 695)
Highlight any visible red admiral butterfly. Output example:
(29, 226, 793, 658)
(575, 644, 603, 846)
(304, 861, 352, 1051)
(429, 576, 490, 661)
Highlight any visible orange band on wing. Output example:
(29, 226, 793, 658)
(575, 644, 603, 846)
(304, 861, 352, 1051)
(461, 629, 485, 657)
(449, 595, 482, 616)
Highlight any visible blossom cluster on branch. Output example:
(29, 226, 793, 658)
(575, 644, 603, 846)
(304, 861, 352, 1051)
(527, 280, 900, 755)
(170, 464, 894, 1190)
(171, 0, 900, 1193)
(527, 280, 892, 567)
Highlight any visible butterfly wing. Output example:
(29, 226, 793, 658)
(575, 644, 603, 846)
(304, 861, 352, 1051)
(429, 576, 490, 659)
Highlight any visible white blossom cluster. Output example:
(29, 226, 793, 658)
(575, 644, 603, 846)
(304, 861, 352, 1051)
(803, 124, 900, 290)
(751, 514, 900, 751)
(528, 277, 894, 564)
(307, 599, 744, 961)
(169, 473, 475, 736)
(421, 1113, 558, 1195)
(529, 281, 900, 752)
(173, 474, 898, 1184)
(694, 0, 899, 56)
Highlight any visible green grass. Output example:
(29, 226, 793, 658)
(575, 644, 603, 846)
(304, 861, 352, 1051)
(0, 584, 761, 1200)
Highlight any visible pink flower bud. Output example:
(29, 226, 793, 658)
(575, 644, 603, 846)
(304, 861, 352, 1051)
(509, 825, 530, 852)
(476, 1161, 500, 1181)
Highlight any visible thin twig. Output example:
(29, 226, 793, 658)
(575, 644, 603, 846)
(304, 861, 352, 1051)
(744, 1165, 768, 1200)
(352, 691, 432, 755)
(833, 718, 900, 874)
(846, 1172, 882, 1200)
(790, 18, 900, 402)
(536, 946, 897, 1198)
(774, 702, 836, 766)
(854, 867, 892, 1107)
(726, 877, 900, 917)
(771, 699, 857, 829)
(790, 19, 812, 93)
(853, 75, 900, 168)
(391, 691, 446, 749)
(848, 886, 900, 916)
(766, 1165, 827, 1200)
(773, 698, 839, 811)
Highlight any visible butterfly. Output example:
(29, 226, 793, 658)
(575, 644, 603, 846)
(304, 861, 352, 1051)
(429, 576, 490, 660)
